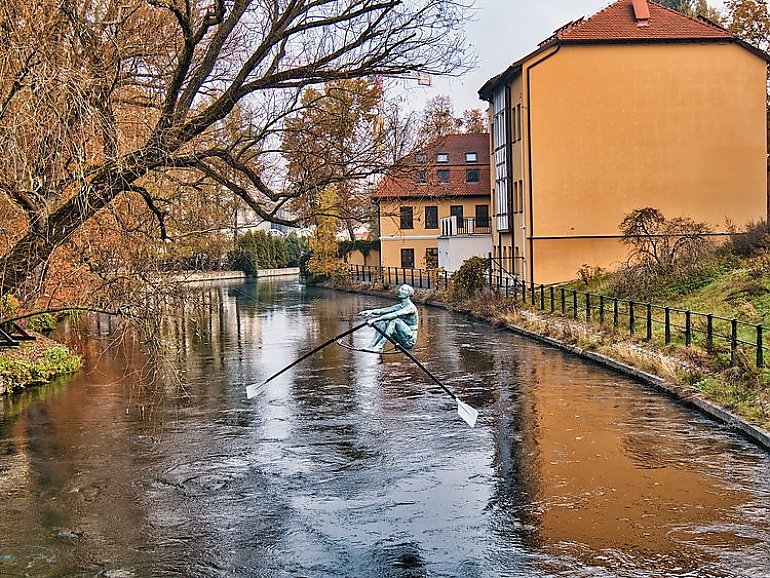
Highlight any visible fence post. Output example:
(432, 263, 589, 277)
(522, 280, 526, 303)
(757, 325, 764, 368)
(411, 268, 415, 286)
(531, 282, 536, 305)
(540, 285, 545, 310)
(586, 293, 591, 322)
(419, 269, 423, 289)
(572, 290, 578, 320)
(664, 308, 671, 344)
(613, 298, 619, 328)
(505, 277, 509, 298)
(685, 310, 691, 347)
(599, 295, 605, 325)
(706, 314, 713, 348)
(561, 287, 566, 314)
(629, 301, 635, 336)
(646, 304, 652, 341)
(731, 318, 738, 365)
(395, 268, 399, 284)
(444, 270, 449, 290)
(488, 253, 493, 288)
(550, 286, 555, 312)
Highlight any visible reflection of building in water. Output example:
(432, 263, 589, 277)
(512, 350, 750, 572)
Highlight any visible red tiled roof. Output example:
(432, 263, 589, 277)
(557, 0, 731, 42)
(479, 0, 769, 100)
(372, 133, 491, 200)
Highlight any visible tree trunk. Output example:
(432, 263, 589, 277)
(0, 166, 141, 295)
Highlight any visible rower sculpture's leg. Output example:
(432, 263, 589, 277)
(365, 320, 392, 352)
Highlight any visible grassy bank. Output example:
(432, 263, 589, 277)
(0, 336, 81, 396)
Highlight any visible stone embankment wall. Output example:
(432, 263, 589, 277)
(169, 268, 300, 283)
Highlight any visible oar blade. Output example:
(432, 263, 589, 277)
(457, 399, 478, 428)
(245, 381, 268, 399)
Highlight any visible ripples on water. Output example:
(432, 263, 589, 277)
(1, 280, 769, 577)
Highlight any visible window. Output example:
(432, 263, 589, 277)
(400, 206, 413, 229)
(515, 180, 524, 214)
(415, 152, 427, 163)
(475, 204, 490, 228)
(465, 168, 480, 183)
(436, 152, 449, 163)
(425, 247, 439, 269)
(513, 181, 520, 213)
(415, 170, 427, 184)
(465, 151, 478, 163)
(437, 169, 450, 182)
(450, 205, 464, 224)
(401, 248, 415, 269)
(425, 205, 438, 229)
(493, 88, 510, 232)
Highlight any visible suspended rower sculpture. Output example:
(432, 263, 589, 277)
(246, 284, 478, 427)
(354, 283, 418, 353)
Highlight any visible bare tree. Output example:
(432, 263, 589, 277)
(0, 0, 471, 298)
(620, 207, 713, 272)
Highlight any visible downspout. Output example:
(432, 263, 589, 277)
(526, 43, 561, 285)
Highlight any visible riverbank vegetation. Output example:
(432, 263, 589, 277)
(0, 338, 81, 396)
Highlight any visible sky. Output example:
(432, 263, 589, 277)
(398, 0, 728, 114)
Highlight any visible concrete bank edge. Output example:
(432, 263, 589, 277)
(333, 284, 770, 452)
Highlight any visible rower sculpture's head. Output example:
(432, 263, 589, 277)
(398, 284, 415, 299)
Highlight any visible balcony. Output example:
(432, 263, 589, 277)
(439, 216, 492, 237)
(437, 216, 493, 273)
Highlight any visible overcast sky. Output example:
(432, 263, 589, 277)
(398, 0, 728, 114)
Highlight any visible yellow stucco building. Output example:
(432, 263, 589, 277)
(373, 133, 492, 270)
(479, 0, 769, 285)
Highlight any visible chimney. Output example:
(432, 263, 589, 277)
(631, 0, 650, 26)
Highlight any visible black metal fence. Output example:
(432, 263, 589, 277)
(346, 261, 768, 369)
(350, 264, 450, 291)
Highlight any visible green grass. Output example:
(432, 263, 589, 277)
(0, 345, 81, 395)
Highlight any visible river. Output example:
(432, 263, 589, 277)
(1, 279, 769, 577)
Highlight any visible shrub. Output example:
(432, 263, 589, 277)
(27, 313, 57, 334)
(449, 256, 489, 300)
(729, 220, 770, 257)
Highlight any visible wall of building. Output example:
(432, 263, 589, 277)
(345, 249, 380, 267)
(378, 196, 491, 268)
(438, 235, 493, 272)
(511, 41, 767, 284)
(529, 42, 766, 238)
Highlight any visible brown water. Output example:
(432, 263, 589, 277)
(1, 279, 769, 577)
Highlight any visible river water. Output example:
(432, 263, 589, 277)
(1, 279, 769, 578)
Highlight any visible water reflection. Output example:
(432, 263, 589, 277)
(0, 279, 768, 577)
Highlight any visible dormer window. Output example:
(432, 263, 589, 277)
(415, 152, 427, 163)
(465, 152, 478, 163)
(436, 152, 449, 163)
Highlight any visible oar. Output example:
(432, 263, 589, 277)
(371, 325, 479, 428)
(245, 321, 368, 399)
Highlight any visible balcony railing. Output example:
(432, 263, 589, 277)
(440, 216, 492, 237)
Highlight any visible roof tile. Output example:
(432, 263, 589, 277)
(373, 133, 491, 200)
(558, 0, 731, 42)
